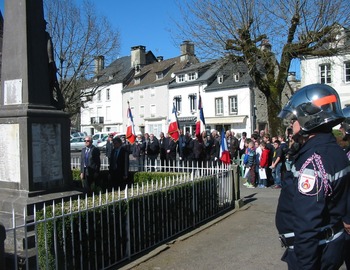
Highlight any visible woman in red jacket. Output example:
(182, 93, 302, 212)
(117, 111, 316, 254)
(258, 141, 270, 188)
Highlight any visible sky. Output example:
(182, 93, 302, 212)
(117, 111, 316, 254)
(0, 0, 300, 77)
(0, 0, 182, 61)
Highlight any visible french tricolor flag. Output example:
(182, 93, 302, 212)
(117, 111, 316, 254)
(126, 103, 136, 144)
(195, 94, 206, 142)
(168, 103, 180, 142)
(220, 129, 231, 164)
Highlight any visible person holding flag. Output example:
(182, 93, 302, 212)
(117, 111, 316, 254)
(168, 103, 180, 142)
(126, 102, 136, 145)
(220, 129, 231, 165)
(195, 93, 206, 143)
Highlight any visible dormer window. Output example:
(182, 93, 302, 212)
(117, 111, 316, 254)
(217, 75, 224, 84)
(135, 64, 141, 73)
(156, 72, 164, 80)
(188, 72, 197, 81)
(134, 77, 141, 85)
(233, 72, 240, 82)
(177, 74, 185, 83)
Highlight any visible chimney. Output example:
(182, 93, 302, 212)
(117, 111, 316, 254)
(131, 45, 146, 69)
(181, 41, 194, 56)
(94, 55, 105, 74)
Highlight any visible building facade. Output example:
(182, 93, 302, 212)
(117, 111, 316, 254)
(300, 25, 350, 108)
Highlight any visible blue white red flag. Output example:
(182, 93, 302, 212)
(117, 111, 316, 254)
(195, 94, 206, 142)
(220, 129, 231, 164)
(168, 103, 180, 142)
(126, 103, 136, 144)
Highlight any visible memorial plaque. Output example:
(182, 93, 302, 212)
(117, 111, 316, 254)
(32, 123, 63, 183)
(0, 124, 20, 182)
(3, 79, 23, 105)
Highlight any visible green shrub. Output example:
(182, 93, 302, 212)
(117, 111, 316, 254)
(133, 171, 186, 185)
(72, 169, 81, 181)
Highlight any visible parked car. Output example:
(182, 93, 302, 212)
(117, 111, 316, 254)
(70, 137, 86, 152)
(97, 135, 109, 151)
(71, 132, 86, 138)
(92, 132, 108, 146)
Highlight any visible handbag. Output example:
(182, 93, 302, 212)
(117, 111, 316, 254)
(258, 168, 267, 179)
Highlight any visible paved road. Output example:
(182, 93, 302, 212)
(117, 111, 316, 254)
(119, 182, 347, 270)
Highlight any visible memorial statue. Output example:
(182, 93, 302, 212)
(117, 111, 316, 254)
(45, 20, 65, 110)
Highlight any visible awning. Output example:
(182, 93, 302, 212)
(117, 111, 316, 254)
(205, 115, 247, 124)
(177, 116, 196, 123)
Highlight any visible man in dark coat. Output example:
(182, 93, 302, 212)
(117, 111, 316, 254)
(147, 133, 159, 171)
(166, 136, 177, 171)
(80, 136, 101, 193)
(109, 137, 129, 189)
(159, 132, 168, 171)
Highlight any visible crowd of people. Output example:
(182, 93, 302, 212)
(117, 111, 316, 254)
(79, 124, 301, 192)
(240, 130, 296, 189)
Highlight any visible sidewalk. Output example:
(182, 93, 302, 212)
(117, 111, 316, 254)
(119, 183, 284, 270)
(119, 182, 347, 270)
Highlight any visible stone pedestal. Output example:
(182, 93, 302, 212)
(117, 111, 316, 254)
(0, 0, 79, 215)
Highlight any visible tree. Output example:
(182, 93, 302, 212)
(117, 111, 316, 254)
(175, 0, 350, 135)
(44, 0, 121, 127)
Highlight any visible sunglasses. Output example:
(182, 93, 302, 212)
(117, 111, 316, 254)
(84, 140, 91, 142)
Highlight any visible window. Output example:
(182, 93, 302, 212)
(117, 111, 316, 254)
(140, 89, 144, 98)
(106, 106, 111, 121)
(97, 90, 101, 101)
(345, 62, 350, 83)
(134, 77, 141, 85)
(233, 72, 240, 82)
(319, 64, 331, 84)
(229, 96, 238, 114)
(177, 74, 185, 83)
(217, 75, 223, 84)
(156, 72, 163, 80)
(140, 105, 145, 118)
(130, 91, 134, 100)
(150, 104, 156, 117)
(106, 88, 110, 101)
(188, 72, 196, 81)
(215, 98, 223, 115)
(189, 94, 197, 112)
(148, 124, 162, 136)
(174, 96, 182, 112)
(151, 88, 155, 97)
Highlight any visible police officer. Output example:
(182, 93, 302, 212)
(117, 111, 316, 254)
(275, 84, 350, 269)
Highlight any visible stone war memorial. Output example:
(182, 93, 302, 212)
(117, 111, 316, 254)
(0, 0, 79, 219)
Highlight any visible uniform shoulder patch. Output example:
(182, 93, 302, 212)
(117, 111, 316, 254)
(298, 173, 316, 194)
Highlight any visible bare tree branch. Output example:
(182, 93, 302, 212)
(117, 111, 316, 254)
(44, 0, 121, 124)
(174, 0, 350, 134)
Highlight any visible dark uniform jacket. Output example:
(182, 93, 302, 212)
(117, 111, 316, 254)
(80, 145, 100, 176)
(109, 145, 129, 182)
(275, 133, 350, 269)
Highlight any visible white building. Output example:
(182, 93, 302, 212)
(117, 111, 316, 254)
(122, 42, 199, 136)
(300, 25, 350, 108)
